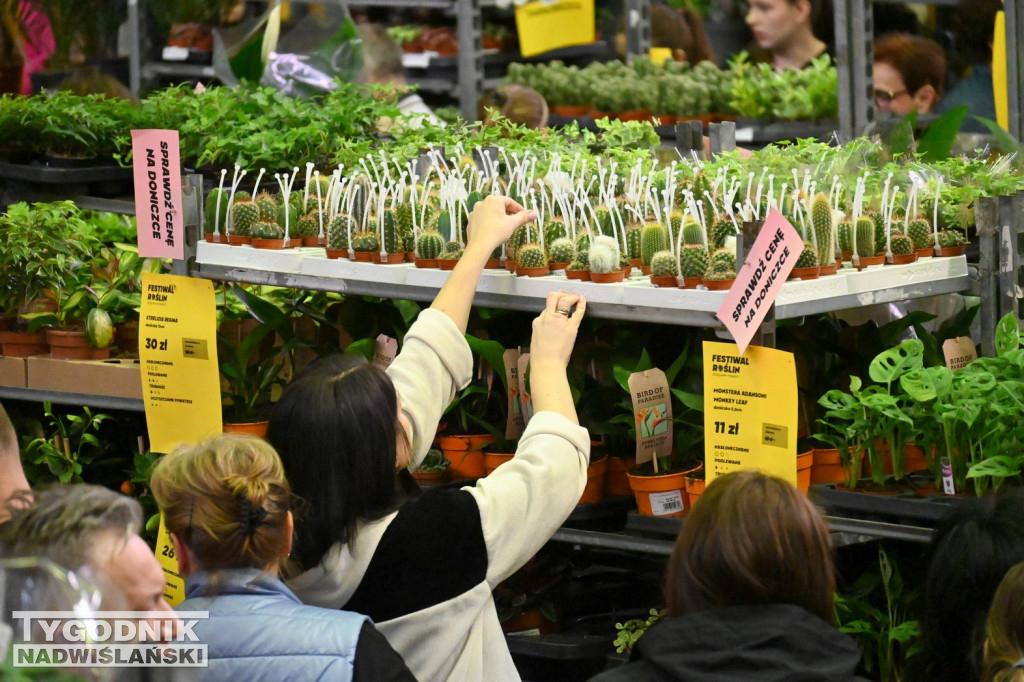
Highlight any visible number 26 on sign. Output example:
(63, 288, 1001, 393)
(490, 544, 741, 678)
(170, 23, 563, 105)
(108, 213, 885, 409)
(714, 420, 739, 435)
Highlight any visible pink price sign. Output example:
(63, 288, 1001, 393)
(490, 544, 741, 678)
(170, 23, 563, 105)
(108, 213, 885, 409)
(715, 209, 804, 355)
(131, 129, 184, 260)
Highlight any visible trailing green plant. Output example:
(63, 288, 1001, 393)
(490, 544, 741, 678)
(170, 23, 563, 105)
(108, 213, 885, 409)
(22, 403, 115, 485)
(614, 609, 662, 654)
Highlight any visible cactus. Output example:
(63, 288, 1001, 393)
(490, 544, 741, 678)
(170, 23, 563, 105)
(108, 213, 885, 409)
(795, 242, 818, 268)
(651, 250, 678, 277)
(680, 244, 709, 278)
(205, 188, 229, 233)
(438, 241, 464, 260)
(709, 218, 734, 250)
(689, 172, 713, 222)
(868, 210, 887, 253)
(229, 199, 260, 236)
(548, 237, 575, 264)
(252, 219, 285, 240)
(810, 193, 836, 266)
(575, 232, 592, 255)
(414, 230, 445, 259)
(626, 226, 643, 260)
(234, 190, 252, 202)
(255, 191, 279, 222)
(938, 229, 966, 248)
(292, 211, 319, 238)
(381, 210, 404, 253)
(544, 216, 568, 249)
(327, 215, 353, 250)
(517, 243, 548, 269)
(568, 250, 590, 271)
(395, 202, 414, 234)
(351, 231, 380, 252)
(640, 223, 669, 266)
(593, 205, 613, 236)
(619, 251, 632, 269)
(589, 236, 621, 274)
(907, 218, 932, 250)
(507, 222, 534, 260)
(682, 217, 705, 247)
(855, 216, 876, 256)
(708, 247, 736, 275)
(668, 210, 685, 234)
(890, 233, 914, 256)
(837, 219, 854, 253)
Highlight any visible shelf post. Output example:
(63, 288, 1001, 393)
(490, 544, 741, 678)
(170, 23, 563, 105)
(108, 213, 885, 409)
(834, 0, 873, 141)
(456, 0, 484, 122)
(176, 174, 203, 278)
(624, 0, 651, 62)
(977, 195, 1000, 356)
(1006, 0, 1024, 141)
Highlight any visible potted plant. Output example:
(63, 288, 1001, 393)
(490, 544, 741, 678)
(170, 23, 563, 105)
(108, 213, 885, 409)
(147, 0, 241, 54)
(409, 448, 451, 486)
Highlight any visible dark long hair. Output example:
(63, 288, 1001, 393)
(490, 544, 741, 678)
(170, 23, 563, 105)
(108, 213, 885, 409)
(267, 355, 408, 571)
(665, 470, 836, 623)
(914, 492, 1024, 682)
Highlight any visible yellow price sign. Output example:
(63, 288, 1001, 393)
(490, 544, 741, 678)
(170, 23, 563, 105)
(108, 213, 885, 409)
(155, 515, 186, 607)
(703, 341, 798, 486)
(515, 0, 595, 58)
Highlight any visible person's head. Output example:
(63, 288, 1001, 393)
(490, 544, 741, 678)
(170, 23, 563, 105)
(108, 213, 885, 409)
(150, 433, 293, 578)
(479, 84, 549, 129)
(984, 562, 1024, 682)
(949, 0, 1001, 70)
(919, 492, 1024, 682)
(357, 23, 404, 86)
(873, 33, 946, 114)
(615, 3, 716, 65)
(665, 470, 835, 623)
(267, 354, 411, 570)
(745, 0, 822, 55)
(1, 485, 171, 615)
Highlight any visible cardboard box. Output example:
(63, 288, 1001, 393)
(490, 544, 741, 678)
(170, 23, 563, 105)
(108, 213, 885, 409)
(0, 357, 27, 388)
(26, 357, 143, 400)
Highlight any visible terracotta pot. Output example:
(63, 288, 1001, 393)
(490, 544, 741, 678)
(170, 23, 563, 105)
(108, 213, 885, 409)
(501, 609, 558, 635)
(46, 329, 113, 360)
(439, 259, 459, 271)
(483, 451, 515, 476)
(411, 470, 450, 486)
(0, 330, 49, 357)
(811, 448, 845, 485)
(252, 238, 287, 250)
(818, 263, 839, 276)
(622, 266, 633, 278)
(325, 248, 349, 260)
(352, 251, 374, 262)
(683, 474, 705, 509)
(579, 457, 608, 504)
(303, 236, 323, 247)
(504, 259, 518, 273)
(627, 462, 702, 517)
(887, 252, 918, 265)
(204, 232, 226, 243)
(788, 266, 820, 280)
(485, 258, 503, 269)
(414, 257, 439, 269)
(641, 265, 653, 275)
(650, 275, 678, 288)
(371, 252, 407, 264)
(223, 421, 270, 438)
(616, 109, 651, 122)
(680, 276, 702, 289)
(702, 277, 735, 290)
(590, 109, 612, 120)
(550, 261, 570, 272)
(904, 443, 929, 474)
(517, 265, 551, 277)
(855, 254, 886, 269)
(841, 250, 853, 261)
(553, 104, 590, 117)
(437, 434, 494, 479)
(116, 321, 139, 355)
(797, 449, 814, 494)
(630, 258, 643, 269)
(590, 270, 625, 283)
(406, 250, 416, 263)
(227, 235, 252, 246)
(916, 247, 935, 258)
(939, 245, 965, 257)
(565, 269, 591, 281)
(604, 456, 632, 497)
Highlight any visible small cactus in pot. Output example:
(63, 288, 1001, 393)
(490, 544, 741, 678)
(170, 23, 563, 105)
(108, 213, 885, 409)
(907, 217, 932, 251)
(415, 230, 445, 260)
(589, 236, 624, 282)
(438, 240, 465, 261)
(680, 244, 709, 279)
(547, 237, 576, 266)
(516, 243, 548, 270)
(327, 215, 353, 252)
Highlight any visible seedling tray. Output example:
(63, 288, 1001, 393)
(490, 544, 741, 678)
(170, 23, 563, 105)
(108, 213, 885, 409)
(0, 160, 132, 185)
(810, 482, 965, 526)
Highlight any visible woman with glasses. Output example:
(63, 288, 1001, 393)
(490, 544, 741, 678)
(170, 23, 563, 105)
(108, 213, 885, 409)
(873, 33, 947, 115)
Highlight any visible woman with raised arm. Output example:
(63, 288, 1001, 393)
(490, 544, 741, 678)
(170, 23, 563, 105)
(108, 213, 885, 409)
(268, 194, 590, 682)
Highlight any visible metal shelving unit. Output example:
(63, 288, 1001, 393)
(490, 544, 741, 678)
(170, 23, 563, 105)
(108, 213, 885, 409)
(0, 387, 144, 413)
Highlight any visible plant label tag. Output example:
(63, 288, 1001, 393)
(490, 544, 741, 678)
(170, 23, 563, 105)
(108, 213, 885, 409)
(648, 489, 685, 516)
(131, 129, 184, 260)
(518, 353, 534, 425)
(943, 337, 977, 371)
(373, 334, 398, 370)
(717, 209, 803, 354)
(628, 369, 673, 466)
(504, 349, 525, 440)
(515, 0, 595, 57)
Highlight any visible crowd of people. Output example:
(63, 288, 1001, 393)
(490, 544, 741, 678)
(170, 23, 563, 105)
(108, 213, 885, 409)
(1, 195, 1024, 682)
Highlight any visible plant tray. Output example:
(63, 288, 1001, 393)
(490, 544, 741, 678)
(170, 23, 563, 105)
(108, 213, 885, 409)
(564, 495, 637, 529)
(0, 160, 131, 185)
(810, 482, 964, 525)
(624, 511, 682, 537)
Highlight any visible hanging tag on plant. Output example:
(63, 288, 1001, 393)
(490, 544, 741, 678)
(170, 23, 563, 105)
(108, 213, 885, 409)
(518, 353, 534, 425)
(155, 516, 186, 607)
(131, 129, 184, 260)
(504, 349, 525, 440)
(373, 334, 398, 370)
(942, 337, 977, 371)
(628, 369, 673, 466)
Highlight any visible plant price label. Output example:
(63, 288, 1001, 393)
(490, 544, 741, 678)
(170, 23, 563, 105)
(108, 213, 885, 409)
(131, 129, 184, 260)
(943, 336, 978, 371)
(373, 334, 398, 369)
(155, 515, 186, 607)
(504, 349, 525, 440)
(703, 341, 797, 486)
(628, 369, 673, 466)
(648, 490, 685, 516)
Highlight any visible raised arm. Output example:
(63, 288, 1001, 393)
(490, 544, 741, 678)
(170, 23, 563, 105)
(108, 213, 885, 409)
(430, 195, 535, 332)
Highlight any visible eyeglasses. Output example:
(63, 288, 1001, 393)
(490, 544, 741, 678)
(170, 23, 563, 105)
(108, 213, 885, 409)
(874, 88, 909, 106)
